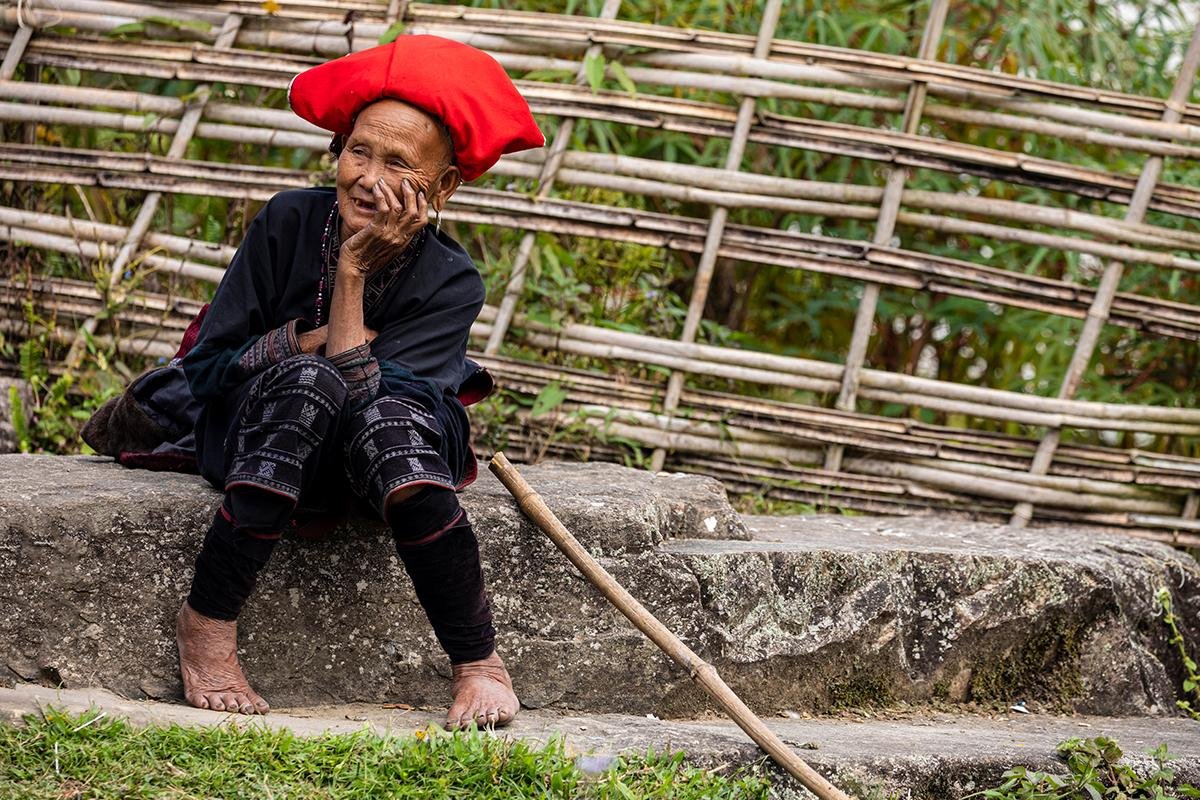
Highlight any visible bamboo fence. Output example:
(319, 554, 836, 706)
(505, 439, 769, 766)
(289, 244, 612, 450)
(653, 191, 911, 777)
(3, 1, 1200, 543)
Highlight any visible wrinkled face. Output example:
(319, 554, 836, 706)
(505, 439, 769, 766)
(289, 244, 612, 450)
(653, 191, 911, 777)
(335, 98, 459, 237)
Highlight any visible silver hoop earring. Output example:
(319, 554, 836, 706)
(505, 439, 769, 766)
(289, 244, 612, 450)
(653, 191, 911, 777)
(435, 208, 442, 236)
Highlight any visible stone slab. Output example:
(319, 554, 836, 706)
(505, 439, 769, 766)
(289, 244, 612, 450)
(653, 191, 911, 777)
(1, 454, 1197, 718)
(2, 683, 1197, 800)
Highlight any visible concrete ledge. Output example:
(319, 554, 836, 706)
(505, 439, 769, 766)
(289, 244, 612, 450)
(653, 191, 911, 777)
(2, 683, 1197, 800)
(1, 454, 1197, 718)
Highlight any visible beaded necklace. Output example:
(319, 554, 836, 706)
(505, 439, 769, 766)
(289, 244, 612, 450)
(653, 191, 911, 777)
(315, 200, 426, 327)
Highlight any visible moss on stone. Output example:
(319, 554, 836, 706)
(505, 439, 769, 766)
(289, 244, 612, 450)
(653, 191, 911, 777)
(827, 669, 894, 710)
(969, 619, 1084, 711)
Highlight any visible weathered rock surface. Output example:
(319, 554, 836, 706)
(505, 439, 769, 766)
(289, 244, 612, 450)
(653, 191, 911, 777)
(3, 683, 1198, 800)
(0, 454, 1197, 719)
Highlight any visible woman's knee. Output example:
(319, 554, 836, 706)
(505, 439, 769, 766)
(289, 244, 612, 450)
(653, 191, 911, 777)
(264, 354, 348, 403)
(386, 485, 464, 548)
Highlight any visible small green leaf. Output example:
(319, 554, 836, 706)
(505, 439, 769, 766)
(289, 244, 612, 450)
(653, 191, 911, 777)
(530, 381, 567, 418)
(379, 20, 405, 44)
(584, 51, 606, 93)
(609, 60, 637, 96)
(107, 22, 145, 36)
(144, 15, 212, 32)
(203, 214, 224, 243)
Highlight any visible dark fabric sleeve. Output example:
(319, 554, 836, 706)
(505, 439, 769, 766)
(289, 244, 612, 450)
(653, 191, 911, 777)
(328, 342, 383, 413)
(236, 318, 306, 376)
(181, 199, 301, 403)
(369, 270, 485, 395)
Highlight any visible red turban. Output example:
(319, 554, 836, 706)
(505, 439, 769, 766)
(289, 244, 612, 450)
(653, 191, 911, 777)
(288, 35, 544, 181)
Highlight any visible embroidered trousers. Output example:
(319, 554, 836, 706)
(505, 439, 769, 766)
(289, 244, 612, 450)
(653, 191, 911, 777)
(187, 354, 495, 664)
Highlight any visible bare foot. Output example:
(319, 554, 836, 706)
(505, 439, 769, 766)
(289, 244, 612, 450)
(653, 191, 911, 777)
(446, 650, 518, 730)
(176, 601, 269, 715)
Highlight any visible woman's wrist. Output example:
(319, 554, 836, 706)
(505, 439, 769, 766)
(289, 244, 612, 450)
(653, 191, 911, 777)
(336, 256, 370, 284)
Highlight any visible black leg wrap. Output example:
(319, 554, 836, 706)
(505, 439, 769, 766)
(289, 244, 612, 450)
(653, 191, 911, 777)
(226, 485, 294, 536)
(186, 500, 280, 621)
(386, 485, 465, 547)
(390, 500, 496, 664)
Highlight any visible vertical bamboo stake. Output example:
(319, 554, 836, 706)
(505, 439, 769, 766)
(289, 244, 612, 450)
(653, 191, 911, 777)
(648, 0, 783, 473)
(823, 0, 949, 474)
(2, 21, 35, 145)
(385, 0, 408, 25)
(484, 0, 623, 356)
(0, 26, 33, 81)
(488, 452, 854, 800)
(1009, 19, 1200, 527)
(64, 13, 243, 369)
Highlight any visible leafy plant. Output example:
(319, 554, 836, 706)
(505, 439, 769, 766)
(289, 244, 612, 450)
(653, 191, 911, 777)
(970, 737, 1199, 800)
(1155, 587, 1200, 721)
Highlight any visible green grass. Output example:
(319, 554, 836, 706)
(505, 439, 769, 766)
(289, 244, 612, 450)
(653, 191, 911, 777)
(0, 709, 771, 799)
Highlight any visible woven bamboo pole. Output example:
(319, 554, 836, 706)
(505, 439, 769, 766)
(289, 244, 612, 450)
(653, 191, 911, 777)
(503, 326, 1200, 432)
(9, 268, 1200, 532)
(0, 206, 235, 264)
(122, 2, 1200, 135)
(566, 408, 1181, 515)
(458, 355, 1200, 501)
(483, 0, 622, 357)
(13, 33, 1200, 218)
(648, 0, 783, 473)
(494, 159, 1200, 273)
(9, 151, 1200, 337)
(1010, 19, 1200, 527)
(25, 266, 1200, 482)
(0, 225, 226, 282)
(12, 78, 1199, 262)
(0, 25, 32, 81)
(13, 1, 1200, 132)
(824, 0, 949, 473)
(504, 149, 1200, 252)
(0, 318, 179, 360)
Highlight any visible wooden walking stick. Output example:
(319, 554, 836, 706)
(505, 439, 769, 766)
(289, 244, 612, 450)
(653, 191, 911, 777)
(488, 452, 854, 800)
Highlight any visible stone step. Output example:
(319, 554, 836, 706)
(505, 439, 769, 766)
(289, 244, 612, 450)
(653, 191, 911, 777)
(2, 683, 1197, 800)
(1, 454, 1197, 719)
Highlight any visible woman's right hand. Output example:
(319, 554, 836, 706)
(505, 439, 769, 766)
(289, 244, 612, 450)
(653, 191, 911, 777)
(339, 178, 427, 279)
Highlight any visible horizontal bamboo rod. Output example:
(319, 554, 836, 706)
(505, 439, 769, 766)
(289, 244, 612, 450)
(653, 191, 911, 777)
(10, 29, 1200, 219)
(16, 1, 1200, 131)
(6, 146, 1199, 339)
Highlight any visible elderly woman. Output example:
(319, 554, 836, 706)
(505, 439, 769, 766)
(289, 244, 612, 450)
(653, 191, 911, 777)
(176, 36, 543, 728)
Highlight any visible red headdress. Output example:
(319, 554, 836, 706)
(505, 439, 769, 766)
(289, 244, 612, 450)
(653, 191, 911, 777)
(288, 35, 544, 181)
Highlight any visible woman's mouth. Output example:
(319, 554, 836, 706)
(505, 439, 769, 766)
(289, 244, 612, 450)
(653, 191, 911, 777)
(351, 198, 376, 213)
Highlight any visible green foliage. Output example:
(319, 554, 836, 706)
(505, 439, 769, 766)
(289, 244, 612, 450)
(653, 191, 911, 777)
(7, 384, 30, 453)
(107, 14, 213, 37)
(379, 20, 406, 44)
(530, 380, 568, 418)
(970, 737, 1199, 800)
(0, 708, 771, 799)
(1155, 587, 1200, 721)
(584, 51, 607, 92)
(1, 297, 124, 455)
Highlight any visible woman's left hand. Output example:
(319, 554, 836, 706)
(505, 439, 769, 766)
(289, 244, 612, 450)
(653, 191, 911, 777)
(340, 178, 427, 279)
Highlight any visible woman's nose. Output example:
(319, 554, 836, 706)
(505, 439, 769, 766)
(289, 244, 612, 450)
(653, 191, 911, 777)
(356, 158, 383, 187)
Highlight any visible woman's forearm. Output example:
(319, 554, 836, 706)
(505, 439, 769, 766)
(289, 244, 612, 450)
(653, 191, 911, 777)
(325, 269, 368, 358)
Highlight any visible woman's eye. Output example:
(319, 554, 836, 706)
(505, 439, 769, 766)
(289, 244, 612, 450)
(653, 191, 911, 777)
(387, 160, 407, 169)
